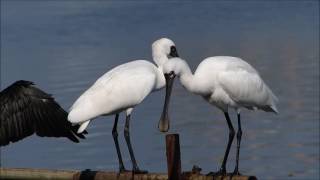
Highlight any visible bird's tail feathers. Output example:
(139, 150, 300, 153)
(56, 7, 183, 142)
(269, 94, 279, 114)
(259, 104, 278, 114)
(269, 105, 278, 114)
(71, 125, 88, 138)
(77, 120, 91, 134)
(266, 85, 279, 114)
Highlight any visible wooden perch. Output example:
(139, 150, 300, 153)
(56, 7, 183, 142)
(166, 134, 182, 180)
(0, 168, 256, 180)
(0, 133, 256, 180)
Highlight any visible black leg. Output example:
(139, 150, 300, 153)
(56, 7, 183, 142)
(124, 114, 147, 174)
(214, 112, 235, 176)
(112, 114, 127, 173)
(233, 113, 242, 175)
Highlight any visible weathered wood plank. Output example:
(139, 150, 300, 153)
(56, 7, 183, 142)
(0, 168, 75, 180)
(0, 168, 256, 180)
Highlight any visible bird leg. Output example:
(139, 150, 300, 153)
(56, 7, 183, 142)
(124, 114, 148, 174)
(209, 112, 235, 176)
(233, 113, 242, 176)
(220, 112, 235, 173)
(112, 114, 127, 173)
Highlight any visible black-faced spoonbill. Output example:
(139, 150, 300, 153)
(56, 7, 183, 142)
(68, 38, 179, 173)
(159, 56, 278, 175)
(0, 80, 87, 146)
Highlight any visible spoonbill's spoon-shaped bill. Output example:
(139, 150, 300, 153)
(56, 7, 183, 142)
(158, 72, 175, 132)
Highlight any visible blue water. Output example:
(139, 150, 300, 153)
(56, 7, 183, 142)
(1, 1, 319, 179)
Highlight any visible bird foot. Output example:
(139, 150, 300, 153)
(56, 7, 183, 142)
(191, 165, 202, 174)
(231, 169, 242, 176)
(119, 167, 130, 173)
(132, 168, 148, 174)
(207, 168, 227, 176)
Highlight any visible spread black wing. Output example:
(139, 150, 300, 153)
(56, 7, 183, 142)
(0, 80, 87, 146)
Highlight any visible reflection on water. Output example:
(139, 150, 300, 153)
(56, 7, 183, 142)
(1, 1, 319, 179)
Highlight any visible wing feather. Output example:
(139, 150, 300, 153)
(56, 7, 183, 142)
(0, 80, 87, 146)
(218, 69, 278, 112)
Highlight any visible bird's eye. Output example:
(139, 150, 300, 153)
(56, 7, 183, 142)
(171, 46, 176, 52)
(168, 46, 179, 58)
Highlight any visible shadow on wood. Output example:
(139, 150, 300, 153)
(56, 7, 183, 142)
(73, 169, 167, 180)
(74, 169, 97, 180)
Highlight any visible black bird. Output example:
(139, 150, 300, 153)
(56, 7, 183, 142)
(0, 80, 87, 146)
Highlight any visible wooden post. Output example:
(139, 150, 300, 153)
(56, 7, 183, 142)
(166, 134, 182, 180)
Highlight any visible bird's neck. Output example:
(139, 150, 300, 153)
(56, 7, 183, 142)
(154, 66, 166, 90)
(178, 62, 197, 94)
(178, 61, 208, 95)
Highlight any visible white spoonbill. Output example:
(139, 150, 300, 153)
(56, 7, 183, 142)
(159, 56, 278, 175)
(0, 80, 87, 146)
(68, 38, 179, 173)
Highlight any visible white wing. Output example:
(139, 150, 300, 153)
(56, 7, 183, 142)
(68, 60, 158, 124)
(217, 67, 278, 113)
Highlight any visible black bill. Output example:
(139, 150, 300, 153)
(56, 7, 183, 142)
(158, 72, 176, 132)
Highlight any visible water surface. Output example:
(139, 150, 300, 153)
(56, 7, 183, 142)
(1, 1, 319, 179)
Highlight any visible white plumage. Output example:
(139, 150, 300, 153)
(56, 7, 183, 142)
(194, 56, 277, 112)
(160, 56, 278, 175)
(68, 60, 164, 125)
(68, 38, 179, 173)
(163, 56, 278, 113)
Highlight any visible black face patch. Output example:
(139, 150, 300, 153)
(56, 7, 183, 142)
(169, 46, 179, 58)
